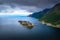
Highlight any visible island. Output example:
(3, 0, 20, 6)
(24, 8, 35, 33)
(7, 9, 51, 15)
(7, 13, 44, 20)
(18, 20, 34, 29)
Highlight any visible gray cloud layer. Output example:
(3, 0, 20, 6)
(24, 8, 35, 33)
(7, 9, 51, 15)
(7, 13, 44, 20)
(0, 0, 60, 12)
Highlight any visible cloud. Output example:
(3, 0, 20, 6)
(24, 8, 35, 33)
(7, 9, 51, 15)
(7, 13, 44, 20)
(0, 0, 60, 7)
(0, 4, 33, 16)
(0, 0, 60, 13)
(0, 3, 42, 13)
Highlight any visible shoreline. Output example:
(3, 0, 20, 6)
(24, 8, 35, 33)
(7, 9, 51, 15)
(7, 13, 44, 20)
(40, 21, 60, 28)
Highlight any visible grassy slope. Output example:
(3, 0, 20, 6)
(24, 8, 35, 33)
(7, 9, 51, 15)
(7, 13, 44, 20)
(40, 4, 60, 26)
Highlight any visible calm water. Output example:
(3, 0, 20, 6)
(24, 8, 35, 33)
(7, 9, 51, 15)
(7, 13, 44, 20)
(0, 16, 60, 40)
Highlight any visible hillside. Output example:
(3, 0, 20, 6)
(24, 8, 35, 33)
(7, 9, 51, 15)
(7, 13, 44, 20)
(40, 3, 60, 28)
(29, 9, 50, 19)
(29, 3, 60, 28)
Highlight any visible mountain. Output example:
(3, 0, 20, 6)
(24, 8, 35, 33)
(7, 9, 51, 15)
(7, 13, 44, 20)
(29, 3, 60, 28)
(29, 9, 50, 19)
(40, 3, 60, 28)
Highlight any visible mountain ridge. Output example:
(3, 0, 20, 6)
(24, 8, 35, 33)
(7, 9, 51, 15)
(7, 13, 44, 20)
(29, 9, 50, 19)
(29, 3, 60, 28)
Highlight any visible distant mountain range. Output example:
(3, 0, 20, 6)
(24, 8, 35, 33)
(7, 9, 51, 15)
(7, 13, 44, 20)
(29, 3, 60, 28)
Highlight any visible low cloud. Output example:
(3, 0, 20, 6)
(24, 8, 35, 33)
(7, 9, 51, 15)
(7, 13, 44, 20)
(0, 3, 42, 14)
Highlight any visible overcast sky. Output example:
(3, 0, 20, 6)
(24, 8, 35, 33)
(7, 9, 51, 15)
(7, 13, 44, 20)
(0, 0, 60, 16)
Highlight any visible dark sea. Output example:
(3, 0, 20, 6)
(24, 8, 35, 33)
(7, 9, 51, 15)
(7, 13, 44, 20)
(0, 16, 60, 40)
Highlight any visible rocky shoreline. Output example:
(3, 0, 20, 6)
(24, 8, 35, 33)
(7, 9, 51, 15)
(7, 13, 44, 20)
(40, 21, 60, 28)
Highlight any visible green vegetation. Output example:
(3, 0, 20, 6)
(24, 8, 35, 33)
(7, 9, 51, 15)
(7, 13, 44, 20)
(29, 9, 50, 19)
(40, 3, 60, 26)
(29, 3, 60, 27)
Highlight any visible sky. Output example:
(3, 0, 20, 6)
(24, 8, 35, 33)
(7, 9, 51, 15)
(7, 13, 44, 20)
(0, 0, 60, 16)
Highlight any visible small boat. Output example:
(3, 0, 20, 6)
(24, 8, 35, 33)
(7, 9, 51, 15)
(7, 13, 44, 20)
(18, 20, 34, 29)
